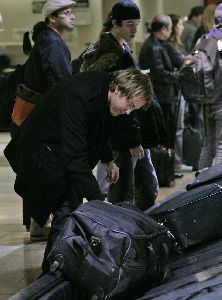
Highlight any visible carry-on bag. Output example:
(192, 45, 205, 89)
(148, 183, 222, 250)
(10, 273, 75, 300)
(187, 164, 222, 190)
(183, 125, 203, 171)
(48, 200, 172, 300)
(150, 146, 175, 187)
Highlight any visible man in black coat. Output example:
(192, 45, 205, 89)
(139, 14, 179, 148)
(5, 68, 153, 273)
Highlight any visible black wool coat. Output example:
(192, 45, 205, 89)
(10, 72, 113, 226)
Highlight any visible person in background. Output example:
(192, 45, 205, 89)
(71, 11, 113, 75)
(139, 15, 179, 150)
(167, 14, 193, 174)
(11, 0, 76, 242)
(198, 3, 222, 169)
(81, 0, 159, 211)
(181, 6, 204, 52)
(11, 0, 75, 130)
(193, 4, 216, 47)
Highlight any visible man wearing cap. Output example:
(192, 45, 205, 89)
(11, 0, 76, 241)
(12, 0, 76, 127)
(81, 0, 160, 211)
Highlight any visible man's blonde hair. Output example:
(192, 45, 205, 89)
(109, 68, 153, 110)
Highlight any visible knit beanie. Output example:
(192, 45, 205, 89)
(112, 0, 140, 21)
(42, 0, 76, 18)
(215, 3, 222, 26)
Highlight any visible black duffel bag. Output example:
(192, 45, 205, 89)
(48, 200, 172, 300)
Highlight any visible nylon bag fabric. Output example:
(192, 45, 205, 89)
(148, 183, 222, 251)
(48, 200, 171, 300)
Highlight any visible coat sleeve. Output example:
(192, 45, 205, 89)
(41, 40, 72, 89)
(61, 96, 103, 201)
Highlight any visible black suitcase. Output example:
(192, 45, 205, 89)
(187, 164, 222, 190)
(136, 238, 222, 299)
(150, 147, 175, 187)
(183, 125, 203, 171)
(10, 273, 75, 300)
(48, 200, 171, 300)
(148, 183, 222, 250)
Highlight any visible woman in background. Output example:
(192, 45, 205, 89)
(193, 4, 216, 47)
(167, 14, 193, 175)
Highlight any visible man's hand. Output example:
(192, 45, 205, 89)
(130, 145, 144, 160)
(103, 161, 119, 184)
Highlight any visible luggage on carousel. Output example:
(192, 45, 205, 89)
(48, 200, 172, 300)
(148, 182, 222, 250)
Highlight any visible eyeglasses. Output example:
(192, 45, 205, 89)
(57, 9, 75, 18)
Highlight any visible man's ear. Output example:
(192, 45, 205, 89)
(114, 85, 120, 94)
(48, 15, 56, 25)
(112, 19, 118, 27)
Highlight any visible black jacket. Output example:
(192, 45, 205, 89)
(23, 27, 72, 94)
(6, 72, 113, 225)
(139, 35, 178, 104)
(81, 32, 167, 149)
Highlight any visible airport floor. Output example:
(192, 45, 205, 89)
(0, 132, 196, 300)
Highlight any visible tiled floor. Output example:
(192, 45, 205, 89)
(0, 132, 195, 299)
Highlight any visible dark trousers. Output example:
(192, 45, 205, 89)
(108, 149, 159, 211)
(159, 103, 177, 149)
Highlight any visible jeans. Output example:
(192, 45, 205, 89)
(198, 103, 222, 169)
(174, 96, 186, 165)
(96, 161, 109, 195)
(108, 149, 159, 211)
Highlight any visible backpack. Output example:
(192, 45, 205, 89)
(0, 64, 25, 130)
(180, 35, 222, 103)
(48, 200, 171, 300)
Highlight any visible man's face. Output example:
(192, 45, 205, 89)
(192, 15, 203, 27)
(55, 6, 75, 31)
(116, 19, 140, 43)
(162, 20, 172, 40)
(108, 86, 146, 117)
